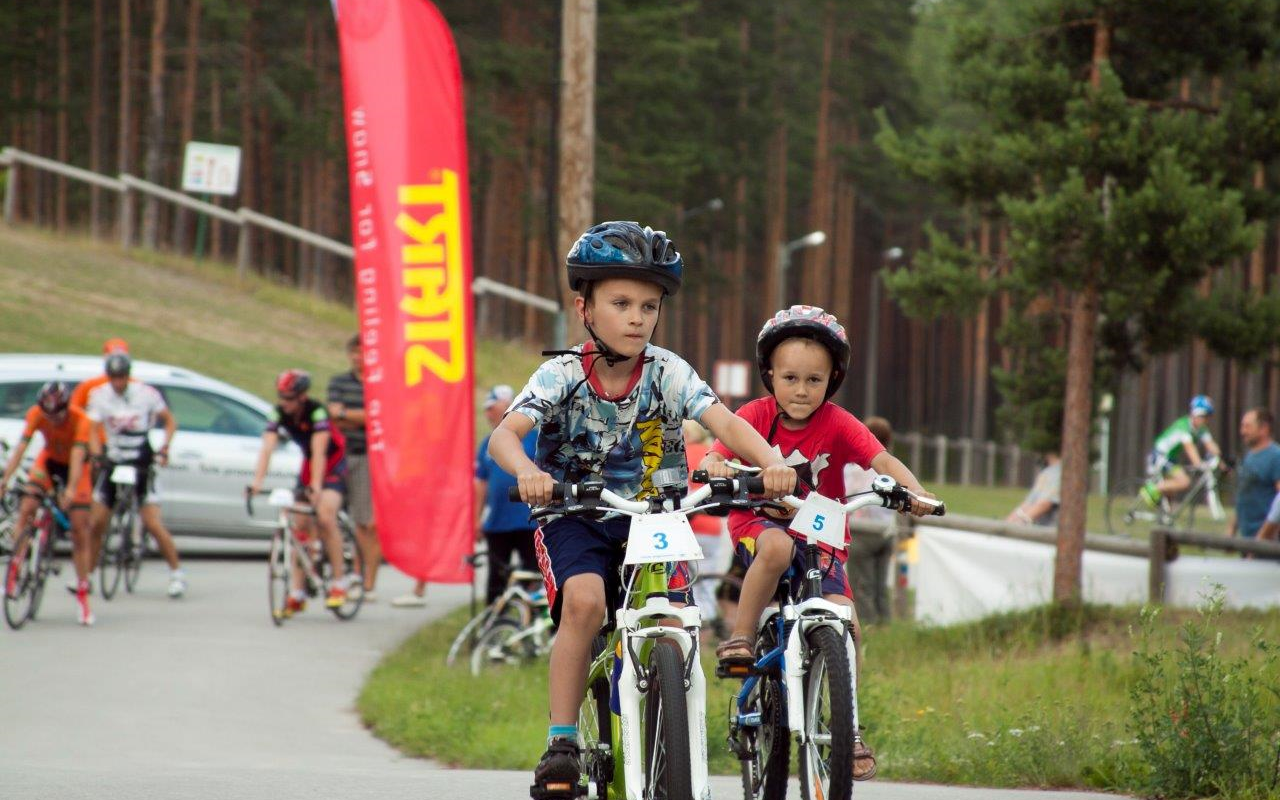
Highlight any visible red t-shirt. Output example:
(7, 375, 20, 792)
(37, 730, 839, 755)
(711, 397, 885, 548)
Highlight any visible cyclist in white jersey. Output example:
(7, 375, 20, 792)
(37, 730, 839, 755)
(85, 354, 187, 597)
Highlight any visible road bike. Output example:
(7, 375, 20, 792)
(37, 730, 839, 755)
(523, 468, 765, 800)
(4, 478, 71, 630)
(721, 472, 944, 800)
(99, 462, 149, 599)
(246, 487, 364, 625)
(1106, 457, 1228, 537)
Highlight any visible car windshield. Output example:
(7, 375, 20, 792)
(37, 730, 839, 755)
(0, 381, 45, 419)
(155, 385, 267, 437)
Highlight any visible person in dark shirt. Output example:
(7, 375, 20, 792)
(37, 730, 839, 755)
(329, 334, 380, 600)
(248, 369, 350, 615)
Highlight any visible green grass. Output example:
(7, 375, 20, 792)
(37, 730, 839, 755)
(358, 601, 1280, 792)
(0, 224, 546, 422)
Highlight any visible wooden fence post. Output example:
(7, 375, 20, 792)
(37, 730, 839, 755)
(3, 160, 17, 224)
(237, 218, 252, 280)
(934, 435, 948, 484)
(118, 179, 135, 247)
(985, 441, 997, 486)
(1148, 528, 1168, 604)
(959, 438, 974, 485)
(1004, 444, 1020, 486)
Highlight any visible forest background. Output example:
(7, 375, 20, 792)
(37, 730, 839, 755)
(4, 0, 1280, 483)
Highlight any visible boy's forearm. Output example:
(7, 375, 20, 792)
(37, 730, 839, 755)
(490, 426, 540, 476)
(872, 452, 925, 493)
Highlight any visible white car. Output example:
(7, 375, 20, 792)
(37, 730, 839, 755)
(0, 354, 302, 539)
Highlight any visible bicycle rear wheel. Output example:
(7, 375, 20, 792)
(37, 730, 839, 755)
(579, 634, 614, 800)
(3, 532, 37, 630)
(741, 627, 789, 800)
(643, 637, 694, 800)
(268, 530, 290, 626)
(798, 626, 853, 800)
(327, 522, 365, 620)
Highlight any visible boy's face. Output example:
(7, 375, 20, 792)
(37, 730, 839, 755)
(576, 278, 663, 360)
(769, 338, 832, 422)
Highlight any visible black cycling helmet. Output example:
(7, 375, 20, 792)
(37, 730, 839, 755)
(105, 353, 132, 378)
(756, 305, 851, 401)
(36, 381, 71, 415)
(567, 221, 683, 297)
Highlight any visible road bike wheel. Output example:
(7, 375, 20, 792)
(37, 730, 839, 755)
(327, 522, 365, 620)
(741, 627, 789, 800)
(798, 627, 854, 800)
(469, 617, 531, 675)
(642, 637, 694, 800)
(268, 530, 290, 626)
(1105, 478, 1165, 538)
(580, 634, 614, 800)
(3, 533, 37, 630)
(123, 501, 144, 593)
(100, 504, 129, 600)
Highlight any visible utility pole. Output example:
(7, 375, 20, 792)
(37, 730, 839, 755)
(556, 0, 596, 342)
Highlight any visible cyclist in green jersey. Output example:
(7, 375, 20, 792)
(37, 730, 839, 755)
(1142, 395, 1221, 505)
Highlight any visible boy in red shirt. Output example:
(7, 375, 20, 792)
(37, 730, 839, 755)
(698, 305, 935, 781)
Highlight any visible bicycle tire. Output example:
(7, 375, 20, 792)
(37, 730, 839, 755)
(1105, 478, 1164, 538)
(741, 627, 789, 800)
(798, 626, 854, 800)
(268, 529, 290, 626)
(123, 500, 144, 593)
(642, 637, 694, 800)
(29, 520, 57, 622)
(469, 617, 530, 675)
(100, 503, 129, 600)
(580, 633, 613, 800)
(3, 531, 37, 630)
(446, 608, 492, 666)
(327, 522, 365, 620)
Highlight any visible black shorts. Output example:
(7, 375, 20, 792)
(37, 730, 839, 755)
(93, 459, 157, 508)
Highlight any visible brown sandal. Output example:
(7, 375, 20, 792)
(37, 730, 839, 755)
(852, 735, 877, 781)
(715, 635, 755, 665)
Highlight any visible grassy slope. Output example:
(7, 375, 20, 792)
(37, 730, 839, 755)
(0, 224, 546, 414)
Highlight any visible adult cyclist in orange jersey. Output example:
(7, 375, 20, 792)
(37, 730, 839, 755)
(0, 383, 97, 625)
(70, 337, 131, 413)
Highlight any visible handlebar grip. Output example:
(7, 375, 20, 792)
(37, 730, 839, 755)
(507, 484, 568, 502)
(741, 477, 766, 495)
(929, 501, 946, 517)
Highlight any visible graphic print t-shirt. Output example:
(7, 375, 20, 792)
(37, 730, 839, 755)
(85, 382, 167, 463)
(507, 342, 719, 501)
(712, 397, 884, 549)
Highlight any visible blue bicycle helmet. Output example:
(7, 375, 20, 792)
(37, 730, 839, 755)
(566, 221, 683, 297)
(1189, 395, 1214, 417)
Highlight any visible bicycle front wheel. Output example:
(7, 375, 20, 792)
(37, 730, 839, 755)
(327, 522, 365, 620)
(1105, 478, 1164, 539)
(29, 525, 56, 622)
(100, 505, 129, 599)
(122, 502, 144, 593)
(469, 617, 531, 675)
(643, 637, 694, 800)
(580, 634, 614, 800)
(268, 530, 290, 626)
(799, 626, 853, 800)
(3, 535, 37, 630)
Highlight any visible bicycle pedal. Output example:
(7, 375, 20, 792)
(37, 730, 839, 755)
(528, 782, 581, 800)
(716, 661, 761, 679)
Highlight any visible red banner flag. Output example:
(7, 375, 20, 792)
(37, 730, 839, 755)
(335, 0, 474, 583)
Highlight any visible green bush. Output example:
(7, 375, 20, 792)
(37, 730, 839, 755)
(1129, 591, 1280, 799)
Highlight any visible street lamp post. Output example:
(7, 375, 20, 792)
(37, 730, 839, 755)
(775, 230, 827, 309)
(864, 246, 903, 416)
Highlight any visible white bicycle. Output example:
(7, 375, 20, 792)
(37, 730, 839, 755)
(523, 468, 766, 800)
(721, 470, 944, 800)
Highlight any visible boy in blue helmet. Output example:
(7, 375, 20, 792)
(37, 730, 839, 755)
(490, 221, 798, 798)
(1142, 395, 1221, 506)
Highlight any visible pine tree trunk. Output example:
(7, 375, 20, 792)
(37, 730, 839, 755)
(89, 0, 105, 237)
(556, 0, 597, 342)
(119, 0, 132, 175)
(142, 0, 169, 249)
(56, 0, 70, 230)
(972, 219, 991, 440)
(801, 2, 836, 306)
(173, 0, 201, 251)
(209, 69, 223, 261)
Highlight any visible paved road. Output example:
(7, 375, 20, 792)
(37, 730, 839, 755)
(0, 557, 1129, 799)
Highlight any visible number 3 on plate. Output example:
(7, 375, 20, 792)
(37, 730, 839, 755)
(652, 532, 669, 550)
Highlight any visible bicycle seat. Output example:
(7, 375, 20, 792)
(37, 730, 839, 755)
(510, 569, 544, 583)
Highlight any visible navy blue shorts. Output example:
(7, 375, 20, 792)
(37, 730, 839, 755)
(733, 518, 852, 600)
(535, 515, 693, 627)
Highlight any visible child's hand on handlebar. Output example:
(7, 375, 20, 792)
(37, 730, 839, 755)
(760, 464, 797, 499)
(517, 469, 557, 507)
(906, 488, 939, 517)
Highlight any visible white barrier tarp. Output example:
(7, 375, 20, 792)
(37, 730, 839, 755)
(914, 525, 1280, 626)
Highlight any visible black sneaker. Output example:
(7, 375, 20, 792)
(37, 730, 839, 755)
(530, 737, 581, 799)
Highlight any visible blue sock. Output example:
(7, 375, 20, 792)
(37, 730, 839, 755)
(548, 724, 578, 744)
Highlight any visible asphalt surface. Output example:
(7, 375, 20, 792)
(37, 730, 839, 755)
(0, 554, 1131, 800)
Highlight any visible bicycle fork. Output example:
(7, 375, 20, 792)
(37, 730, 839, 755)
(781, 600, 859, 744)
(614, 599, 711, 800)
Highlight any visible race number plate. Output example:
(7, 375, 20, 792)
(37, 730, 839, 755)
(789, 493, 847, 549)
(624, 513, 704, 565)
(268, 487, 296, 508)
(110, 464, 138, 486)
